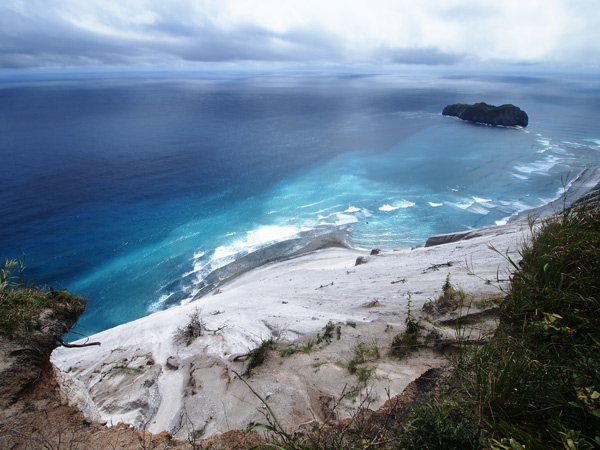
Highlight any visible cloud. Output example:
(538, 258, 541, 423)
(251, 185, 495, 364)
(381, 47, 468, 66)
(0, 0, 599, 69)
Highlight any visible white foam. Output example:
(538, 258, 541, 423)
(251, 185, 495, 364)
(512, 172, 529, 180)
(299, 201, 323, 209)
(514, 155, 560, 175)
(361, 208, 373, 217)
(379, 200, 415, 211)
(467, 204, 490, 215)
(428, 202, 443, 207)
(193, 251, 205, 260)
(332, 213, 359, 225)
(148, 292, 174, 313)
(473, 196, 492, 203)
(193, 224, 309, 283)
(536, 138, 551, 147)
(584, 138, 600, 148)
(345, 206, 361, 213)
(456, 201, 473, 210)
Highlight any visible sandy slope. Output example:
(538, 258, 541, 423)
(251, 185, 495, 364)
(52, 219, 531, 439)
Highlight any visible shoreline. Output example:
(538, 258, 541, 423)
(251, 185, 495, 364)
(51, 165, 600, 440)
(508, 164, 600, 223)
(190, 164, 600, 301)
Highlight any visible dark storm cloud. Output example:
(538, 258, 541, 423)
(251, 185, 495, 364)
(0, 4, 342, 68)
(0, 0, 598, 69)
(175, 25, 343, 63)
(0, 8, 150, 67)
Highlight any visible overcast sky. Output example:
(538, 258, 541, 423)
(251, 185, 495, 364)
(1, 0, 599, 70)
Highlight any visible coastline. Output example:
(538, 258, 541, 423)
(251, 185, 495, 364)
(508, 164, 600, 223)
(51, 165, 600, 440)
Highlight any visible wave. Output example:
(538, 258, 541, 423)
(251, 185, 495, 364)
(189, 225, 352, 299)
(148, 292, 174, 313)
(514, 154, 561, 175)
(379, 200, 415, 211)
(428, 202, 443, 207)
(512, 172, 529, 180)
(456, 199, 490, 215)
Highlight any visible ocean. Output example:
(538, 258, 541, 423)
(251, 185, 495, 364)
(1, 66, 599, 336)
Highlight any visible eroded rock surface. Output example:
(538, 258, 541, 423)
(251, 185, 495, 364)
(443, 102, 528, 127)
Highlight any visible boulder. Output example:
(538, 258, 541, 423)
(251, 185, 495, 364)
(442, 102, 528, 127)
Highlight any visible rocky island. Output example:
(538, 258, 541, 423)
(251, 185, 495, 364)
(442, 102, 529, 127)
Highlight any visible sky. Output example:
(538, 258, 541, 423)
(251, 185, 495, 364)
(1, 0, 599, 70)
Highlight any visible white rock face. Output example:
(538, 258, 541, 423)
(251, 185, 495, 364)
(52, 221, 531, 439)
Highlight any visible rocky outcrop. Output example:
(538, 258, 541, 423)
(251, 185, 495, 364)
(0, 298, 85, 407)
(442, 102, 528, 127)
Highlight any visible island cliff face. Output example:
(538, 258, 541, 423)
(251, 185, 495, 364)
(442, 102, 528, 127)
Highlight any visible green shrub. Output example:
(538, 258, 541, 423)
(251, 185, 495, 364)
(0, 284, 85, 338)
(461, 204, 600, 447)
(391, 294, 422, 358)
(316, 320, 340, 345)
(402, 402, 481, 450)
(244, 338, 276, 376)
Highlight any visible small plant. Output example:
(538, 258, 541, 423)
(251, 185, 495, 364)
(405, 293, 422, 335)
(401, 401, 481, 450)
(356, 366, 376, 385)
(391, 293, 423, 358)
(244, 338, 276, 376)
(436, 273, 462, 311)
(106, 363, 143, 378)
(347, 340, 380, 374)
(0, 258, 18, 292)
(316, 320, 340, 345)
(0, 254, 26, 292)
(279, 338, 316, 356)
(174, 308, 204, 346)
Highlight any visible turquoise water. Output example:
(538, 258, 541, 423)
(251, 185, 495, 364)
(1, 68, 599, 335)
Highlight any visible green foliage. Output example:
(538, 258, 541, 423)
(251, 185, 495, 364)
(346, 340, 380, 374)
(456, 204, 600, 447)
(434, 272, 465, 312)
(245, 338, 277, 376)
(391, 293, 423, 358)
(316, 320, 340, 345)
(0, 258, 18, 292)
(175, 307, 204, 346)
(279, 338, 315, 357)
(401, 402, 481, 450)
(0, 261, 86, 338)
(404, 293, 422, 336)
(355, 366, 375, 385)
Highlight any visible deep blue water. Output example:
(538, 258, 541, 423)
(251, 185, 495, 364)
(1, 67, 599, 335)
